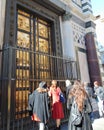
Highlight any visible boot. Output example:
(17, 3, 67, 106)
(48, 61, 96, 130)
(54, 126, 61, 130)
(58, 125, 61, 130)
(54, 127, 57, 130)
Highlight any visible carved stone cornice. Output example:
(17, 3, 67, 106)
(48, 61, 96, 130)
(62, 12, 72, 21)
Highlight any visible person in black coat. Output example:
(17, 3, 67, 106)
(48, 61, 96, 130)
(28, 81, 50, 130)
(67, 81, 93, 130)
(94, 81, 104, 117)
(84, 82, 100, 120)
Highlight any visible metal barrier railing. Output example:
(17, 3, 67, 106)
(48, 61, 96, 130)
(0, 46, 78, 130)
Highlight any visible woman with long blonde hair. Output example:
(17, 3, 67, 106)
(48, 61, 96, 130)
(67, 81, 93, 130)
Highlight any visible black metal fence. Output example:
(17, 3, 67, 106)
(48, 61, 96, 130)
(0, 46, 78, 130)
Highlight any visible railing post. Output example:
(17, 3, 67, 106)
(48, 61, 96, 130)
(0, 49, 2, 123)
(7, 47, 12, 130)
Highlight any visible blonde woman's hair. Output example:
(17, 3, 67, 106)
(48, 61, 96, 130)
(69, 81, 87, 112)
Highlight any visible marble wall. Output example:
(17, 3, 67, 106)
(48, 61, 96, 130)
(0, 0, 6, 48)
(61, 20, 75, 59)
(78, 51, 90, 82)
(0, 0, 6, 77)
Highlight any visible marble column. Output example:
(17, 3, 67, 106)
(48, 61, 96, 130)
(60, 12, 75, 60)
(85, 33, 102, 85)
(0, 0, 6, 48)
(60, 12, 77, 79)
(0, 0, 6, 76)
(0, 0, 6, 114)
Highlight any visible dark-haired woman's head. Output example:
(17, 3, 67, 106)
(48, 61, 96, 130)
(94, 81, 99, 87)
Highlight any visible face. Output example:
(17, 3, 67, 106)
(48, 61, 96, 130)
(52, 80, 57, 86)
(94, 84, 98, 87)
(94, 81, 99, 87)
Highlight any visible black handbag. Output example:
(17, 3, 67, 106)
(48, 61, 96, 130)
(28, 93, 33, 116)
(28, 110, 33, 116)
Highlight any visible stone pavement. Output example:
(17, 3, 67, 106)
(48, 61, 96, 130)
(92, 118, 104, 130)
(60, 123, 68, 130)
(30, 118, 104, 130)
(60, 118, 104, 130)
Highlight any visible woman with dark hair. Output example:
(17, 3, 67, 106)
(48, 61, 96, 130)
(48, 80, 64, 130)
(67, 81, 93, 130)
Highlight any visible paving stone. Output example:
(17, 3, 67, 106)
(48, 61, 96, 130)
(60, 118, 104, 130)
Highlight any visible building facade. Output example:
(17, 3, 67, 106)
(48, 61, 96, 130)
(99, 45, 104, 82)
(94, 15, 104, 86)
(0, 0, 102, 129)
